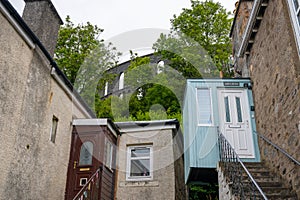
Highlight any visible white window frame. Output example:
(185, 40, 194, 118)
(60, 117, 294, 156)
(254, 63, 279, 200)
(196, 88, 214, 126)
(126, 145, 153, 181)
(287, 0, 300, 55)
(105, 139, 113, 170)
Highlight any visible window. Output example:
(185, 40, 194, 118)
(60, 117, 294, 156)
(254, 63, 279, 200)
(119, 72, 124, 90)
(104, 81, 108, 96)
(224, 96, 231, 123)
(79, 141, 93, 166)
(293, 0, 300, 25)
(288, 0, 300, 53)
(196, 88, 213, 125)
(105, 140, 113, 169)
(235, 97, 243, 122)
(50, 116, 58, 143)
(126, 146, 152, 181)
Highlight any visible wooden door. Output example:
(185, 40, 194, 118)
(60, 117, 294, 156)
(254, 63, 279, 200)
(65, 126, 103, 200)
(218, 89, 255, 158)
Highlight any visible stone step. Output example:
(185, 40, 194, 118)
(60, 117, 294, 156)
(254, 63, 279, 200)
(221, 161, 298, 199)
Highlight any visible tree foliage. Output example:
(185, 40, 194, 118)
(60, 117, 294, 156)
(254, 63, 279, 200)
(54, 16, 120, 111)
(54, 16, 120, 84)
(154, 0, 233, 77)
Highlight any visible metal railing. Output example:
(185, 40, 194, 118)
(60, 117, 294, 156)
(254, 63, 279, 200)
(73, 167, 102, 200)
(254, 131, 300, 166)
(218, 131, 268, 200)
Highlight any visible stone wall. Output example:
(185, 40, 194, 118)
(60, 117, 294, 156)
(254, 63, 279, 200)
(115, 128, 186, 200)
(0, 8, 90, 200)
(217, 164, 235, 200)
(232, 0, 300, 196)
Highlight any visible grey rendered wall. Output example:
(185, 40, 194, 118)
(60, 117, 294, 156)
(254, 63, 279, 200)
(0, 11, 88, 200)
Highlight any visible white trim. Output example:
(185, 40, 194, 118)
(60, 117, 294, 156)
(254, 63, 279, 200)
(73, 118, 109, 126)
(0, 2, 35, 49)
(105, 139, 113, 170)
(126, 145, 153, 181)
(51, 67, 94, 119)
(287, 0, 300, 56)
(116, 119, 178, 133)
(196, 88, 214, 126)
(118, 124, 176, 133)
(72, 118, 118, 137)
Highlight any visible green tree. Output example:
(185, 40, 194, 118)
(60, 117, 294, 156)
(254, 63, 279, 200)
(54, 16, 120, 111)
(154, 0, 233, 77)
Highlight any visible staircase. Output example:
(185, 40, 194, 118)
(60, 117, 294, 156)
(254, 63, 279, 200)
(242, 162, 298, 200)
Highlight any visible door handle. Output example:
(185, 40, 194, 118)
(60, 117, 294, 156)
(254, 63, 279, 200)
(74, 161, 77, 169)
(228, 125, 241, 128)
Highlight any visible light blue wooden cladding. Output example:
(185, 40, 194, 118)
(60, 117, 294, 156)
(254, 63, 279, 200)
(183, 79, 261, 183)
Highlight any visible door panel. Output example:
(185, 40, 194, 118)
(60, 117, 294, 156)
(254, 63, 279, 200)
(218, 89, 255, 158)
(65, 127, 103, 200)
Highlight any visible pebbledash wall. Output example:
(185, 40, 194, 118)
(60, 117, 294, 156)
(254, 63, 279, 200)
(0, 0, 94, 199)
(231, 0, 300, 196)
(114, 120, 187, 200)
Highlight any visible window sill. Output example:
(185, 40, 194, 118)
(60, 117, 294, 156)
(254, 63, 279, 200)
(119, 180, 159, 187)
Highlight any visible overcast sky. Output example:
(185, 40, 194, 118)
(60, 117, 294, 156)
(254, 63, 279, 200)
(8, 0, 236, 59)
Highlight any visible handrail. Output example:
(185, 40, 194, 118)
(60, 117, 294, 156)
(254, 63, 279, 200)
(254, 131, 300, 166)
(72, 166, 102, 200)
(218, 132, 268, 200)
(239, 160, 268, 200)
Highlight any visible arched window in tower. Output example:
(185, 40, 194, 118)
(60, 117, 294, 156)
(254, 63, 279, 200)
(79, 141, 93, 165)
(104, 81, 108, 96)
(157, 60, 164, 74)
(119, 72, 124, 90)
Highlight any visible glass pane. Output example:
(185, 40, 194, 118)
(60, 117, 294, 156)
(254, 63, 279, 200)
(130, 159, 150, 177)
(105, 142, 112, 167)
(79, 141, 93, 165)
(235, 97, 243, 122)
(294, 0, 299, 10)
(197, 89, 212, 124)
(224, 96, 231, 122)
(131, 147, 150, 158)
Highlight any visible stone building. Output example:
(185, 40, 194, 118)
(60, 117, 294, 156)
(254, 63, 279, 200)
(231, 0, 300, 197)
(114, 120, 187, 200)
(0, 0, 95, 199)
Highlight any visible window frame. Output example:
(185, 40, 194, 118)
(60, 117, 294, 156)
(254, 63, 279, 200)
(126, 145, 153, 181)
(196, 88, 214, 126)
(79, 141, 94, 166)
(105, 139, 113, 170)
(288, 0, 300, 55)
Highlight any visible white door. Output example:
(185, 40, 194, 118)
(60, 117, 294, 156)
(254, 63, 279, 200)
(218, 89, 255, 158)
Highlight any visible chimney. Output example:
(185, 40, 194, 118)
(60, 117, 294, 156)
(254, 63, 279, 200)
(22, 0, 63, 57)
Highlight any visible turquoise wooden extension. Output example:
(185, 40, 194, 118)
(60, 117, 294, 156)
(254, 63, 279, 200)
(183, 79, 260, 184)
